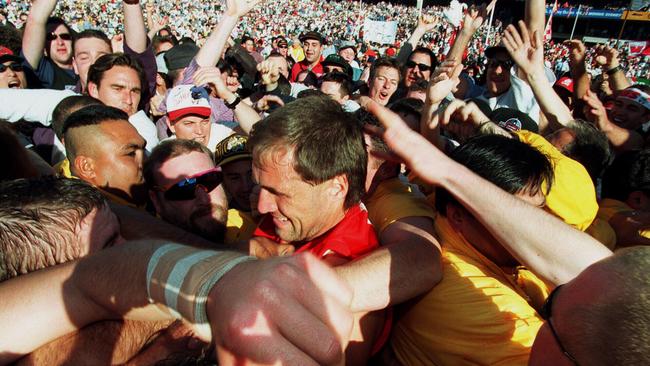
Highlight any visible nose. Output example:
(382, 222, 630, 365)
(257, 188, 277, 215)
(122, 90, 134, 106)
(194, 184, 212, 204)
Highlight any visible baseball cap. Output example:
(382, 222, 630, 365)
(322, 54, 352, 77)
(0, 46, 22, 64)
(339, 40, 356, 53)
(164, 43, 199, 71)
(489, 107, 539, 133)
(214, 134, 251, 166)
(299, 31, 324, 44)
(166, 84, 212, 122)
(554, 77, 574, 93)
(155, 53, 168, 74)
(485, 46, 509, 59)
(277, 37, 288, 47)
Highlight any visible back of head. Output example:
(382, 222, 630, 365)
(561, 120, 611, 181)
(435, 134, 554, 215)
(568, 246, 650, 365)
(0, 176, 106, 281)
(249, 95, 367, 208)
(52, 95, 103, 140)
(62, 105, 130, 165)
(143, 139, 213, 188)
(601, 149, 650, 202)
(321, 71, 352, 97)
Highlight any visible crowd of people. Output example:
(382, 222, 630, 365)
(0, 0, 649, 365)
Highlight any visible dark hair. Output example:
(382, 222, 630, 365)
(240, 35, 255, 45)
(409, 47, 438, 70)
(435, 134, 554, 215)
(407, 78, 429, 93)
(0, 176, 107, 281)
(52, 95, 103, 140)
(320, 72, 352, 97)
(560, 120, 612, 181)
(369, 57, 402, 83)
(297, 70, 319, 87)
(389, 97, 424, 126)
(601, 149, 650, 202)
(144, 139, 213, 188)
(87, 53, 146, 93)
(249, 96, 367, 208)
(0, 25, 23, 54)
(62, 105, 130, 161)
(152, 35, 177, 55)
(72, 29, 111, 55)
(0, 121, 38, 181)
(45, 17, 73, 52)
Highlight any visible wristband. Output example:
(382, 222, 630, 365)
(606, 65, 622, 75)
(225, 96, 241, 109)
(146, 243, 256, 324)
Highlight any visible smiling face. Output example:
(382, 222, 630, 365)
(610, 97, 650, 130)
(369, 66, 400, 106)
(253, 147, 346, 243)
(404, 52, 432, 88)
(486, 51, 513, 97)
(303, 39, 323, 65)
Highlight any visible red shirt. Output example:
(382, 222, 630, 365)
(253, 204, 378, 260)
(290, 59, 324, 82)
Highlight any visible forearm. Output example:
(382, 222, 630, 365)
(194, 14, 238, 67)
(0, 89, 76, 125)
(420, 101, 444, 150)
(446, 28, 473, 62)
(123, 1, 148, 53)
(526, 70, 573, 128)
(572, 63, 590, 99)
(599, 120, 644, 152)
(441, 163, 612, 285)
(525, 0, 546, 36)
(336, 239, 441, 312)
(406, 28, 426, 49)
(607, 68, 632, 91)
(22, 0, 58, 68)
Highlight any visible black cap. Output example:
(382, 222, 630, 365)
(164, 43, 199, 71)
(489, 107, 539, 133)
(322, 54, 352, 77)
(485, 46, 509, 59)
(277, 37, 288, 47)
(299, 31, 324, 44)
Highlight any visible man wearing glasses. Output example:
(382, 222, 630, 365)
(0, 46, 26, 89)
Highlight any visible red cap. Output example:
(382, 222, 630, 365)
(554, 76, 574, 93)
(386, 48, 396, 57)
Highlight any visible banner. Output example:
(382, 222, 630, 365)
(628, 41, 649, 56)
(545, 8, 623, 19)
(363, 19, 398, 45)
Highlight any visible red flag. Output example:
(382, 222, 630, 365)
(544, 0, 558, 42)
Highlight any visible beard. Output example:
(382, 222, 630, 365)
(188, 203, 228, 243)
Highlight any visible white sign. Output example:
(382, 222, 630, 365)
(363, 19, 398, 45)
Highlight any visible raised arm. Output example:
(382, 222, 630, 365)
(194, 0, 264, 68)
(366, 100, 613, 286)
(525, 0, 545, 38)
(502, 21, 573, 129)
(583, 89, 644, 151)
(22, 0, 58, 69)
(594, 44, 632, 91)
(396, 14, 439, 64)
(446, 1, 495, 63)
(123, 0, 148, 53)
(564, 40, 590, 100)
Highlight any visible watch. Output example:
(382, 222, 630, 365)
(606, 65, 622, 75)
(225, 96, 241, 110)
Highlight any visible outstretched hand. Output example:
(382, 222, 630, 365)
(502, 20, 544, 77)
(225, 0, 265, 18)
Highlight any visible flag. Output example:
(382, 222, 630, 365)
(544, 0, 558, 42)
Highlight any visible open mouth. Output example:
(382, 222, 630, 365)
(7, 80, 21, 88)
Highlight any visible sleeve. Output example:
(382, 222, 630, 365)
(128, 111, 160, 154)
(0, 89, 76, 125)
(21, 50, 55, 89)
(124, 40, 157, 104)
(395, 43, 413, 65)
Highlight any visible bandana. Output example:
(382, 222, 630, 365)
(618, 88, 650, 111)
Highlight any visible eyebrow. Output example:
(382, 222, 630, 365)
(260, 184, 289, 197)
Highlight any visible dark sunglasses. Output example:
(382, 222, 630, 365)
(540, 285, 579, 365)
(47, 32, 72, 41)
(157, 168, 222, 201)
(406, 60, 432, 72)
(0, 63, 23, 73)
(278, 45, 288, 49)
(487, 58, 514, 70)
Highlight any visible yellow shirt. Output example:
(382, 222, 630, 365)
(516, 130, 598, 231)
(598, 198, 650, 242)
(364, 178, 436, 235)
(225, 209, 257, 246)
(585, 217, 617, 250)
(290, 45, 305, 63)
(390, 217, 546, 366)
(54, 158, 72, 178)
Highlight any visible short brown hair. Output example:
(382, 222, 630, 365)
(144, 139, 213, 188)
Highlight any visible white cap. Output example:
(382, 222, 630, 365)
(166, 84, 212, 122)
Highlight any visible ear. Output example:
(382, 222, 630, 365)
(149, 189, 163, 215)
(72, 58, 79, 76)
(328, 174, 349, 203)
(87, 81, 100, 98)
(73, 156, 97, 183)
(166, 118, 176, 134)
(445, 203, 467, 232)
(627, 191, 650, 211)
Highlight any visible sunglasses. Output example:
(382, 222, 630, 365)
(540, 285, 579, 365)
(406, 60, 432, 72)
(46, 32, 72, 41)
(157, 168, 222, 201)
(0, 63, 23, 73)
(487, 59, 514, 70)
(278, 45, 288, 49)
